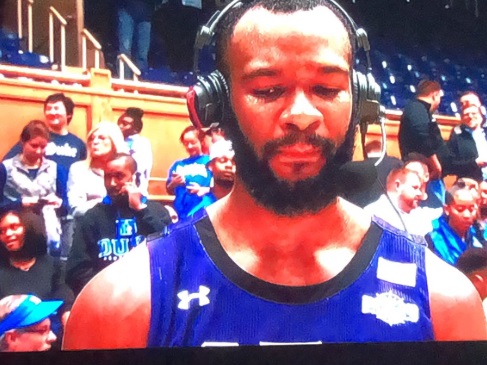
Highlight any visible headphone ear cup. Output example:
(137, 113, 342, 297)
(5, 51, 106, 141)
(213, 70, 230, 120)
(186, 70, 229, 128)
(352, 69, 381, 126)
(352, 70, 366, 123)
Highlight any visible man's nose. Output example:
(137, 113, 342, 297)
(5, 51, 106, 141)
(281, 91, 322, 132)
(47, 330, 57, 343)
(463, 209, 474, 219)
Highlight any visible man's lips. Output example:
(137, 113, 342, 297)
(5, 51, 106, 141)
(274, 144, 322, 163)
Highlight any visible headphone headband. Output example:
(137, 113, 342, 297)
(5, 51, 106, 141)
(194, 0, 364, 73)
(188, 0, 383, 136)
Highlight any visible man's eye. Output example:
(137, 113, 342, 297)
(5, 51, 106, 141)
(313, 86, 340, 98)
(252, 87, 285, 100)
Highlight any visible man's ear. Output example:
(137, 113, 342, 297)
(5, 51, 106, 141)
(4, 330, 18, 350)
(394, 179, 401, 191)
(207, 161, 214, 174)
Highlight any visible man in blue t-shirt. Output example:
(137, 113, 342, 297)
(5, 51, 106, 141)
(3, 93, 87, 170)
(166, 126, 212, 219)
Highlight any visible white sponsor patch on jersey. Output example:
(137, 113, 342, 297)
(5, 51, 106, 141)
(362, 291, 420, 326)
(177, 285, 210, 310)
(259, 341, 323, 346)
(377, 257, 417, 287)
(201, 342, 239, 347)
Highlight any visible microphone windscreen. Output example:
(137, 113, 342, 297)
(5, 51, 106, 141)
(335, 160, 378, 194)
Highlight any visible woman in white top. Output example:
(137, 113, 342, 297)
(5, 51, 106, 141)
(67, 122, 127, 218)
(117, 107, 153, 196)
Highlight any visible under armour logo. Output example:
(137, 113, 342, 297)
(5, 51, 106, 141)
(177, 286, 210, 310)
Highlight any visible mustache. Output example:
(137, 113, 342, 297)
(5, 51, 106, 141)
(262, 132, 336, 160)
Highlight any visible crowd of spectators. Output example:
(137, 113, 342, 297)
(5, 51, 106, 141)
(1, 0, 487, 354)
(363, 82, 487, 321)
(0, 91, 238, 350)
(2, 80, 487, 350)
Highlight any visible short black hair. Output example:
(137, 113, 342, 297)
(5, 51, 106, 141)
(404, 152, 432, 173)
(444, 184, 474, 205)
(215, 0, 356, 82)
(456, 248, 487, 275)
(107, 152, 138, 174)
(44, 93, 75, 123)
(123, 107, 144, 133)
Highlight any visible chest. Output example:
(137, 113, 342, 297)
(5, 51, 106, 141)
(4, 163, 57, 197)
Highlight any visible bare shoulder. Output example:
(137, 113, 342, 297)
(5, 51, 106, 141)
(63, 244, 151, 350)
(426, 249, 487, 340)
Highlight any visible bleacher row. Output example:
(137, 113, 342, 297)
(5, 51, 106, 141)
(2, 26, 487, 115)
(367, 40, 487, 116)
(0, 29, 51, 70)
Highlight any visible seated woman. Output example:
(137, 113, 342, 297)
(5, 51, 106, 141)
(0, 209, 74, 347)
(0, 120, 68, 256)
(67, 121, 127, 218)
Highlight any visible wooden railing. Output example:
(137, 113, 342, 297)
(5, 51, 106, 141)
(17, 0, 34, 52)
(48, 6, 67, 69)
(117, 53, 142, 81)
(81, 29, 102, 71)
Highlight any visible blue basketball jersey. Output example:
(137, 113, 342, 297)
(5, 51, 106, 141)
(147, 212, 434, 347)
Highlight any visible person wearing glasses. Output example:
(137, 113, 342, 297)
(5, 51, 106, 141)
(0, 294, 62, 352)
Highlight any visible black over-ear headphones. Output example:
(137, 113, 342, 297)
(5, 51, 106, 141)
(186, 0, 382, 136)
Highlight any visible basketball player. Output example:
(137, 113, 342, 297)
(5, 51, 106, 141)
(63, 0, 487, 349)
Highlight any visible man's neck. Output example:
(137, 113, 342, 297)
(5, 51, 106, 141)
(451, 225, 468, 240)
(467, 124, 481, 132)
(212, 181, 233, 200)
(416, 96, 434, 112)
(49, 127, 68, 136)
(396, 196, 413, 214)
(207, 181, 371, 286)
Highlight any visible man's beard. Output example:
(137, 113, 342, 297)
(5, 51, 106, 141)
(224, 116, 356, 217)
(214, 178, 234, 190)
(108, 191, 129, 206)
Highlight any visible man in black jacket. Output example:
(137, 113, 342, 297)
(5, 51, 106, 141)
(398, 80, 446, 178)
(448, 104, 487, 181)
(398, 80, 449, 204)
(66, 153, 172, 295)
